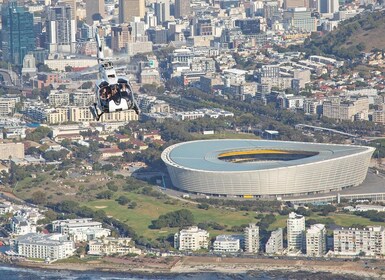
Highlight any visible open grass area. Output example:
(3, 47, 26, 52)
(84, 191, 256, 239)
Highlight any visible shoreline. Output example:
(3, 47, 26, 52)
(2, 256, 384, 279)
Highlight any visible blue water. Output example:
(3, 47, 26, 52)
(0, 264, 370, 280)
(26, 123, 40, 128)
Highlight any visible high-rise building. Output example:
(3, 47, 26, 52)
(284, 0, 306, 9)
(174, 226, 209, 251)
(318, 0, 339, 13)
(334, 226, 385, 257)
(154, 0, 170, 25)
(85, 0, 105, 25)
(306, 224, 326, 257)
(244, 223, 259, 253)
(119, 0, 145, 23)
(59, 0, 76, 20)
(175, 0, 190, 19)
(322, 96, 369, 121)
(111, 24, 133, 52)
(283, 8, 317, 32)
(287, 212, 305, 252)
(265, 228, 283, 254)
(1, 1, 35, 65)
(46, 4, 77, 54)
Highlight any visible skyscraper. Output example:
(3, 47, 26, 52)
(306, 224, 326, 257)
(1, 1, 35, 65)
(244, 223, 260, 253)
(287, 212, 305, 252)
(154, 0, 170, 25)
(46, 4, 76, 54)
(318, 0, 339, 13)
(175, 0, 190, 19)
(59, 0, 76, 20)
(119, 0, 145, 23)
(85, 0, 105, 25)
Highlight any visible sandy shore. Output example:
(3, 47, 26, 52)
(5, 256, 384, 278)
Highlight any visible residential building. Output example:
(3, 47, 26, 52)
(1, 2, 35, 65)
(213, 235, 241, 253)
(287, 212, 305, 252)
(334, 226, 385, 257)
(0, 98, 17, 116)
(322, 96, 369, 121)
(88, 237, 142, 256)
(11, 216, 36, 236)
(174, 226, 209, 251)
(244, 223, 259, 253)
(52, 218, 103, 235)
(0, 142, 24, 160)
(306, 224, 326, 257)
(85, 0, 104, 25)
(119, 0, 145, 23)
(15, 233, 75, 260)
(49, 90, 70, 107)
(266, 228, 283, 254)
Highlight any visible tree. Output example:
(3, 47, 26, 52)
(197, 203, 209, 210)
(65, 66, 73, 72)
(107, 182, 118, 192)
(117, 195, 130, 205)
(150, 209, 194, 229)
(96, 190, 114, 199)
(30, 191, 47, 205)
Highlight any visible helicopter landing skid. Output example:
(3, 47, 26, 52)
(91, 103, 104, 121)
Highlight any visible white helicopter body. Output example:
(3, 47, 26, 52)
(92, 28, 140, 121)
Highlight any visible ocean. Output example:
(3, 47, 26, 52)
(0, 265, 373, 280)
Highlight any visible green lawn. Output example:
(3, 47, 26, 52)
(84, 192, 256, 239)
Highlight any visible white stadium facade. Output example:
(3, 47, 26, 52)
(161, 140, 375, 198)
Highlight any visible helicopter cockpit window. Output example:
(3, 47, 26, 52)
(108, 74, 116, 78)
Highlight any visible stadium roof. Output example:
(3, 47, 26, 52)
(164, 139, 373, 172)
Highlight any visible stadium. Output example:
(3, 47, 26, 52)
(161, 140, 375, 198)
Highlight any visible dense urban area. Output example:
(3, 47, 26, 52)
(0, 0, 385, 276)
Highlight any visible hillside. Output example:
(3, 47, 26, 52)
(291, 10, 385, 60)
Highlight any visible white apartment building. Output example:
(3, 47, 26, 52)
(287, 212, 305, 252)
(174, 226, 209, 251)
(334, 226, 385, 257)
(88, 237, 142, 256)
(266, 228, 283, 254)
(244, 223, 259, 253)
(322, 96, 369, 121)
(52, 217, 110, 243)
(213, 235, 241, 253)
(49, 90, 70, 107)
(15, 233, 75, 260)
(306, 224, 326, 257)
(11, 216, 36, 236)
(0, 98, 17, 116)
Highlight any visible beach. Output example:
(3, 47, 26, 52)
(5, 255, 384, 279)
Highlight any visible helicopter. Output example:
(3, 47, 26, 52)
(91, 27, 140, 121)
